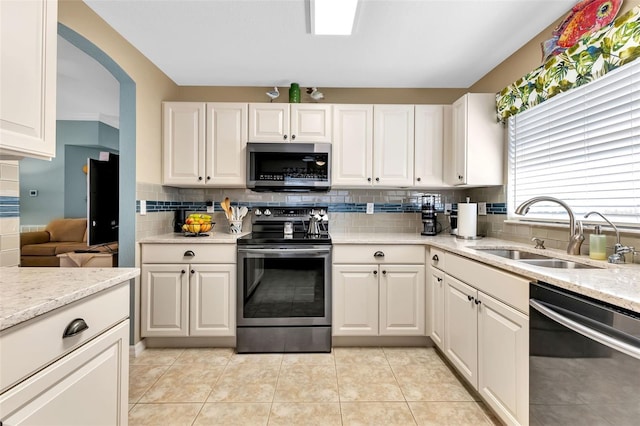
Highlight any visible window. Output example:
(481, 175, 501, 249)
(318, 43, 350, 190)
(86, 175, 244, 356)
(508, 59, 640, 227)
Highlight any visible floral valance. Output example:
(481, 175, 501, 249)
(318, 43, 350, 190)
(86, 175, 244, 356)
(496, 5, 640, 122)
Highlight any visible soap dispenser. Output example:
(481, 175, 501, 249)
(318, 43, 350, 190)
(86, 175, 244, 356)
(589, 225, 607, 260)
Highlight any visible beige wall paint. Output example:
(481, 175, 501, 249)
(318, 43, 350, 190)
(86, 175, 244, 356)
(58, 0, 180, 185)
(471, 0, 640, 93)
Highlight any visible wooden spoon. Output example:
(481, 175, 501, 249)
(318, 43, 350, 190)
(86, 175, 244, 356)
(222, 197, 231, 219)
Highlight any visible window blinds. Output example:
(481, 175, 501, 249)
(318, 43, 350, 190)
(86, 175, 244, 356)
(508, 60, 640, 226)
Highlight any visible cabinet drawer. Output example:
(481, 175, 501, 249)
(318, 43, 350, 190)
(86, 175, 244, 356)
(141, 243, 236, 264)
(333, 245, 424, 264)
(429, 247, 446, 270)
(0, 282, 129, 393)
(444, 253, 529, 313)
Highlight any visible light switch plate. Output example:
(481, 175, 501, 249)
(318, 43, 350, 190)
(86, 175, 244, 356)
(478, 202, 487, 216)
(444, 203, 452, 214)
(366, 203, 374, 214)
(140, 200, 146, 215)
(207, 205, 214, 213)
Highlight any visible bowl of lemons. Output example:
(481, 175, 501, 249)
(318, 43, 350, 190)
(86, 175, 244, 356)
(182, 214, 214, 235)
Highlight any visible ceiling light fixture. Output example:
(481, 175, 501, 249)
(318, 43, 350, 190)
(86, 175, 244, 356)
(310, 0, 359, 36)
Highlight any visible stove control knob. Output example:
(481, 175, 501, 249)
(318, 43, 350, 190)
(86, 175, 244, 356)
(264, 209, 272, 216)
(255, 209, 262, 216)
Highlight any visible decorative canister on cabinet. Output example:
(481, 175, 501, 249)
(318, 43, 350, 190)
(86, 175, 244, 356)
(289, 83, 301, 103)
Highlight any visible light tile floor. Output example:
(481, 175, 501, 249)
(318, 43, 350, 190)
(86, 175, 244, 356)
(129, 347, 501, 425)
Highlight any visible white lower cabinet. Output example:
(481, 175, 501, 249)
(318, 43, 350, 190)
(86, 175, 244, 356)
(332, 245, 425, 337)
(141, 244, 236, 337)
(434, 250, 529, 426)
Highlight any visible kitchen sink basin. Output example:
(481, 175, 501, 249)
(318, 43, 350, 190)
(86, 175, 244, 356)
(474, 248, 600, 269)
(474, 248, 552, 260)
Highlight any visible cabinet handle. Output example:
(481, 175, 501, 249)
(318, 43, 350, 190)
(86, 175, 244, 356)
(467, 295, 474, 302)
(475, 299, 482, 305)
(375, 177, 380, 182)
(373, 251, 385, 258)
(291, 134, 296, 140)
(62, 318, 89, 338)
(184, 250, 195, 257)
(373, 270, 378, 275)
(417, 177, 421, 182)
(283, 135, 288, 140)
(432, 254, 439, 262)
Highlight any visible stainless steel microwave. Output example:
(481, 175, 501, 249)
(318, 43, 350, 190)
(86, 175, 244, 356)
(246, 142, 331, 192)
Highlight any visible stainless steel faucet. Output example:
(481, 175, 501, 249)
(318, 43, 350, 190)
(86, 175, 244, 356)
(514, 196, 584, 255)
(584, 211, 636, 263)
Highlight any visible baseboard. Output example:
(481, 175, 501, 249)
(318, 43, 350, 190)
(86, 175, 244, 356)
(129, 339, 146, 358)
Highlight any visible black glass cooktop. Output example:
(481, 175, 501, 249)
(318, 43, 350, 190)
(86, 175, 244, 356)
(236, 232, 332, 245)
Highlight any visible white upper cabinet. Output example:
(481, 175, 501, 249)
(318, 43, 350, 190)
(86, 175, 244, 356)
(162, 102, 247, 187)
(249, 103, 331, 143)
(373, 105, 414, 187)
(447, 93, 504, 186)
(0, 0, 57, 160)
(332, 104, 374, 186)
(414, 105, 449, 187)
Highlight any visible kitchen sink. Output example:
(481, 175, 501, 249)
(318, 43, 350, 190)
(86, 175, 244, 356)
(474, 248, 551, 260)
(474, 248, 600, 269)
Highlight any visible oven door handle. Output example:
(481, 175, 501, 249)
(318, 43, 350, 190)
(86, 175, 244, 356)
(530, 298, 640, 360)
(238, 248, 331, 255)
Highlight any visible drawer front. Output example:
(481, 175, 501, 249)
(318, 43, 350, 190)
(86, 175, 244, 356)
(333, 245, 425, 264)
(429, 247, 446, 270)
(0, 282, 129, 393)
(444, 253, 529, 313)
(141, 243, 236, 264)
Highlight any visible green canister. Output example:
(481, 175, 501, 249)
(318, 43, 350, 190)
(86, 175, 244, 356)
(289, 83, 300, 103)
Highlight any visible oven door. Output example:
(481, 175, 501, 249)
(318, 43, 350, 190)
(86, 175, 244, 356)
(237, 245, 332, 327)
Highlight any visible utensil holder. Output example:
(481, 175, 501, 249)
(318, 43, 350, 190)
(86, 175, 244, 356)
(229, 219, 243, 234)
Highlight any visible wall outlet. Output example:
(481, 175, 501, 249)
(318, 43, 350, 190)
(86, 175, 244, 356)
(478, 202, 487, 216)
(206, 201, 214, 213)
(366, 203, 374, 214)
(140, 200, 146, 215)
(444, 203, 452, 214)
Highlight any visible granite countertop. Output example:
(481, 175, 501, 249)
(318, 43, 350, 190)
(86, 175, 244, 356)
(0, 267, 140, 331)
(331, 231, 640, 314)
(139, 231, 249, 244)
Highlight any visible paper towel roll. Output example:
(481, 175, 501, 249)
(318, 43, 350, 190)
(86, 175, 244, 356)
(457, 203, 478, 237)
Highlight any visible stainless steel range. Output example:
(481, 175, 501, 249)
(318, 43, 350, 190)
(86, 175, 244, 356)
(236, 206, 331, 353)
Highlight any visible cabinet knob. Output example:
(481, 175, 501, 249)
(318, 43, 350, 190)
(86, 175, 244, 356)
(458, 175, 464, 180)
(467, 295, 474, 302)
(373, 270, 378, 275)
(184, 250, 195, 257)
(198, 176, 203, 181)
(283, 134, 288, 140)
(291, 134, 296, 140)
(206, 176, 211, 181)
(375, 177, 380, 182)
(374, 251, 385, 258)
(191, 269, 195, 274)
(432, 254, 439, 262)
(368, 177, 372, 182)
(475, 299, 482, 305)
(417, 177, 421, 182)
(181, 269, 186, 274)
(62, 318, 89, 338)
(382, 270, 387, 275)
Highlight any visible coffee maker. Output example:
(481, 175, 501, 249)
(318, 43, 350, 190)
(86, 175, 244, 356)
(420, 194, 437, 236)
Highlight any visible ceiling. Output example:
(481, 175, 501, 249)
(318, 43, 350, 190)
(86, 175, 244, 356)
(83, 0, 577, 89)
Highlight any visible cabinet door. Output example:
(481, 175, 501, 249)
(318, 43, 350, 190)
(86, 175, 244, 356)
(430, 267, 446, 349)
(478, 292, 529, 426)
(449, 95, 468, 185)
(205, 103, 248, 187)
(379, 264, 425, 336)
(332, 264, 379, 336)
(141, 264, 189, 337)
(332, 104, 374, 187)
(444, 275, 478, 387)
(0, 321, 129, 425)
(162, 102, 206, 185)
(373, 105, 414, 186)
(414, 105, 447, 187)
(190, 264, 236, 336)
(290, 104, 332, 142)
(248, 103, 290, 142)
(0, 0, 57, 160)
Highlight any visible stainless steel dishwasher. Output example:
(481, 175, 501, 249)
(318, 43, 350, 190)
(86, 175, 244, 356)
(529, 281, 640, 426)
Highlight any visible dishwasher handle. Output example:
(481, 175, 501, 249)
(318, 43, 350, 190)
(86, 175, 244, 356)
(530, 298, 640, 360)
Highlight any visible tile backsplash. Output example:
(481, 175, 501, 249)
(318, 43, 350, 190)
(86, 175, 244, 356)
(0, 161, 20, 267)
